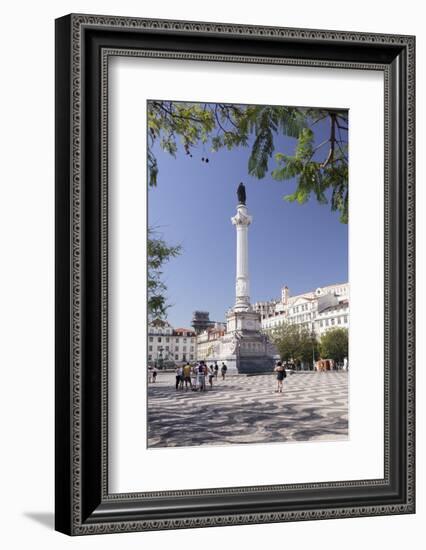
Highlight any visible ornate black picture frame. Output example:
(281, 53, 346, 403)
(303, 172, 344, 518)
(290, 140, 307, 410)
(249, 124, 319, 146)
(55, 14, 415, 535)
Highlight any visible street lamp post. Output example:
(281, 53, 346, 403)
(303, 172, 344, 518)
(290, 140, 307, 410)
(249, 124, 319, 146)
(311, 329, 316, 371)
(157, 346, 164, 370)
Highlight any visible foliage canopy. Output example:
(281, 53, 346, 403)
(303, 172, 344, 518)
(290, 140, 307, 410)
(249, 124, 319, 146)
(148, 101, 349, 223)
(320, 327, 349, 363)
(147, 228, 181, 320)
(269, 322, 318, 365)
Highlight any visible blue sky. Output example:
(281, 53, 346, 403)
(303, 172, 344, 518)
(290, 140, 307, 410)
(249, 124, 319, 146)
(148, 106, 348, 328)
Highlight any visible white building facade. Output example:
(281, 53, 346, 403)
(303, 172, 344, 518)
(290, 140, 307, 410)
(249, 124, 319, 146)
(254, 283, 349, 337)
(148, 319, 197, 365)
(314, 298, 349, 336)
(196, 324, 226, 362)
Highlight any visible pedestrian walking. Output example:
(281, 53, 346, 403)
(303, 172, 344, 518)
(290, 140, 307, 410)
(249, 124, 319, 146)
(175, 365, 183, 390)
(214, 361, 219, 379)
(148, 365, 153, 384)
(221, 362, 227, 381)
(198, 361, 206, 391)
(191, 363, 198, 390)
(183, 362, 192, 390)
(208, 365, 215, 388)
(152, 366, 158, 383)
(274, 361, 286, 393)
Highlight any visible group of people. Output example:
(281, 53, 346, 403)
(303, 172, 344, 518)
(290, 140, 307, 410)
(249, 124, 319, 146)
(315, 357, 348, 372)
(175, 361, 228, 392)
(174, 359, 288, 394)
(149, 357, 344, 396)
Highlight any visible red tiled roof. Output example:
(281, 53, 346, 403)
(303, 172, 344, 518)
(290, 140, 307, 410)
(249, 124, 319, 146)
(174, 328, 196, 336)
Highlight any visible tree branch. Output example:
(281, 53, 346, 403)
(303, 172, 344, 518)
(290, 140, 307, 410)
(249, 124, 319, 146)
(151, 101, 206, 125)
(321, 114, 336, 168)
(214, 104, 233, 135)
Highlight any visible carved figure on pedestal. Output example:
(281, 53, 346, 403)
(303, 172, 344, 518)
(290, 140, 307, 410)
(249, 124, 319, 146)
(237, 181, 246, 205)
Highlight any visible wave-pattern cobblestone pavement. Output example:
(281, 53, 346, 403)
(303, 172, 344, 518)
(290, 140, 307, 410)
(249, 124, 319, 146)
(147, 371, 348, 448)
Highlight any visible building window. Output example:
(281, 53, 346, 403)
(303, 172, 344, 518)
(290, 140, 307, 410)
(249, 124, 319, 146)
(149, 337, 153, 342)
(175, 346, 179, 351)
(166, 337, 169, 343)
(183, 337, 187, 342)
(175, 354, 179, 360)
(157, 337, 162, 343)
(190, 354, 194, 360)
(344, 316, 348, 323)
(190, 346, 194, 352)
(165, 346, 169, 351)
(148, 355, 152, 360)
(175, 338, 179, 343)
(149, 345, 152, 351)
(331, 318, 335, 325)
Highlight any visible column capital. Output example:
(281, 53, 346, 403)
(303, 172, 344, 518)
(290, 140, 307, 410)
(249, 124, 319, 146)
(231, 204, 252, 227)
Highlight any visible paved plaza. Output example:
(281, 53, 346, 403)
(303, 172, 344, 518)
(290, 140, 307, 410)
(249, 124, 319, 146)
(147, 371, 348, 448)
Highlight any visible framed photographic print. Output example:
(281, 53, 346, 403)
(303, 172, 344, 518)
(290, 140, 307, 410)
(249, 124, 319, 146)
(55, 14, 415, 535)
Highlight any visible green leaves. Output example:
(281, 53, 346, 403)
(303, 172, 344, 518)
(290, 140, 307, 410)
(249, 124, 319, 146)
(245, 106, 306, 179)
(272, 116, 348, 222)
(147, 228, 182, 320)
(269, 322, 318, 364)
(147, 150, 158, 187)
(147, 101, 215, 171)
(248, 126, 274, 178)
(320, 328, 348, 363)
(147, 101, 348, 223)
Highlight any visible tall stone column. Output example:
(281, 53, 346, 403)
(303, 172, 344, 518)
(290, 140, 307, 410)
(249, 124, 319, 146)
(231, 204, 253, 312)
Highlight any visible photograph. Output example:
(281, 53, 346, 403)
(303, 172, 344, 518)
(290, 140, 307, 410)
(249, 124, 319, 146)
(52, 11, 415, 536)
(146, 100, 350, 448)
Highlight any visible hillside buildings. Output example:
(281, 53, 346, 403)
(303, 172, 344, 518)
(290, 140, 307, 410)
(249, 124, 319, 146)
(254, 282, 349, 337)
(148, 282, 349, 367)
